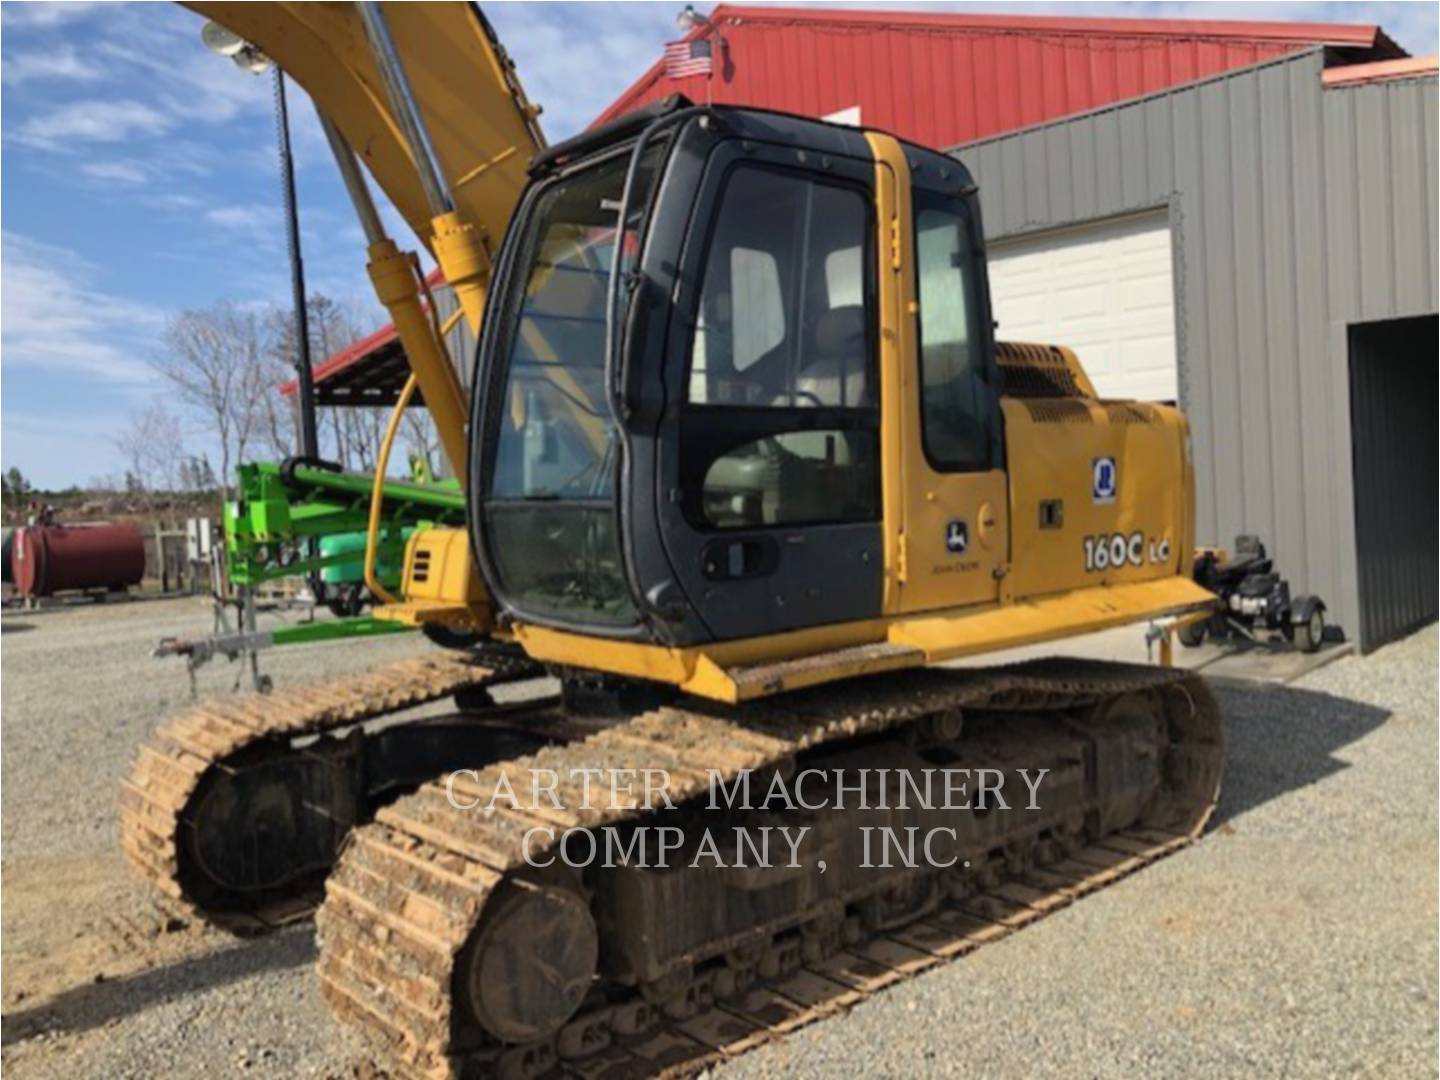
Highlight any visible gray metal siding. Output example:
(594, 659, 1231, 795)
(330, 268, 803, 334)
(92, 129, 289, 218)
(954, 50, 1438, 644)
(432, 284, 478, 393)
(422, 283, 476, 481)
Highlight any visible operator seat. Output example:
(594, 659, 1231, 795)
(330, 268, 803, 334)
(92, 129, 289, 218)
(765, 305, 873, 522)
(702, 306, 875, 527)
(790, 305, 871, 408)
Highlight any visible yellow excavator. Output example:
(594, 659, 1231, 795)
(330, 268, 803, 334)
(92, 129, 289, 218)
(120, 4, 1224, 1077)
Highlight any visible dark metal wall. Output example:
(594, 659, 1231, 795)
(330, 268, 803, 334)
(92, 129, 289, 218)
(953, 50, 1438, 645)
(1347, 316, 1439, 649)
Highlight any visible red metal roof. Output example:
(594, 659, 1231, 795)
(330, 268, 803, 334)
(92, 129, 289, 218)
(279, 266, 445, 400)
(1323, 55, 1438, 87)
(594, 4, 1400, 148)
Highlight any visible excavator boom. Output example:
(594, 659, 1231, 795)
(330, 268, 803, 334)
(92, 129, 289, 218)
(184, 2, 542, 268)
(183, 2, 547, 485)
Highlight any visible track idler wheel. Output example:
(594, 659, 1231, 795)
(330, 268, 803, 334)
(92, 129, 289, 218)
(182, 734, 361, 908)
(458, 874, 598, 1044)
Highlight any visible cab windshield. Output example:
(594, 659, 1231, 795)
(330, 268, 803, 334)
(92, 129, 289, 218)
(482, 145, 660, 627)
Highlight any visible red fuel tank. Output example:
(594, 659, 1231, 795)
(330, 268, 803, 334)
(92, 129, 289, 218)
(11, 523, 146, 598)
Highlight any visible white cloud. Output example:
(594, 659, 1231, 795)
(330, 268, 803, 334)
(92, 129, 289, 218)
(1, 1, 105, 29)
(140, 191, 205, 212)
(87, 15, 274, 127)
(79, 159, 148, 185)
(5, 6, 271, 156)
(205, 203, 281, 233)
(15, 99, 174, 149)
(1, 44, 102, 85)
(485, 4, 678, 139)
(157, 54, 273, 125)
(0, 231, 164, 384)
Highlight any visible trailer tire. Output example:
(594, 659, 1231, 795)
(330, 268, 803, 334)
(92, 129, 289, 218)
(1177, 621, 1206, 648)
(1294, 607, 1325, 654)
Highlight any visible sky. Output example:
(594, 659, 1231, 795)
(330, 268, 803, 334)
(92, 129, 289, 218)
(1, 0, 1435, 489)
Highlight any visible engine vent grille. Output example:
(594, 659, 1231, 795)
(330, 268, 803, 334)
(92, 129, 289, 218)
(411, 548, 431, 584)
(1103, 402, 1161, 425)
(1023, 399, 1094, 424)
(995, 341, 1092, 399)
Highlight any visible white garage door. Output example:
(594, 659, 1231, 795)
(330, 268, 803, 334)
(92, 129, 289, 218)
(987, 211, 1177, 401)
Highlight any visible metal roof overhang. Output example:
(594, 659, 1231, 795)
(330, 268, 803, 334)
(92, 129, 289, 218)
(1323, 55, 1439, 86)
(279, 323, 419, 407)
(593, 3, 1401, 128)
(279, 270, 444, 406)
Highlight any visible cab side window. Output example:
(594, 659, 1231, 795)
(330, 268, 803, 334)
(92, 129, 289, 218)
(688, 167, 873, 410)
(915, 199, 992, 471)
(684, 165, 879, 530)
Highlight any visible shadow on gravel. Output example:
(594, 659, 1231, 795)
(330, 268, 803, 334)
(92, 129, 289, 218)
(1207, 678, 1390, 827)
(0, 925, 314, 1045)
(0, 621, 35, 634)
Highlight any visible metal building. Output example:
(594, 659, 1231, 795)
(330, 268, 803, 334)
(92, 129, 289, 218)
(956, 50, 1438, 649)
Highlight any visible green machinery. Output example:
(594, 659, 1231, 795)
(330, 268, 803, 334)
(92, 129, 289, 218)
(156, 459, 465, 692)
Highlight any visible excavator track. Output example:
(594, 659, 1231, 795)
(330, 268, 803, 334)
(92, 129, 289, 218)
(315, 659, 1223, 1079)
(119, 651, 544, 934)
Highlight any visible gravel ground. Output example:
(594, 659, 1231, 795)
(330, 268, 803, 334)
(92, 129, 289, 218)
(1, 596, 440, 1077)
(1, 597, 1435, 1078)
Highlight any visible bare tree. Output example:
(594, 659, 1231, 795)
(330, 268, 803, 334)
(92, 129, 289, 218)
(162, 292, 412, 487)
(154, 303, 268, 496)
(402, 408, 440, 479)
(265, 293, 387, 468)
(256, 307, 302, 461)
(339, 407, 391, 472)
(112, 403, 188, 506)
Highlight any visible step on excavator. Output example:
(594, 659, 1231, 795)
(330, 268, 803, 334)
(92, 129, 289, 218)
(119, 4, 1224, 1076)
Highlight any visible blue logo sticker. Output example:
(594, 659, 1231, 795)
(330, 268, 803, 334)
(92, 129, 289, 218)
(945, 520, 968, 554)
(1092, 457, 1117, 504)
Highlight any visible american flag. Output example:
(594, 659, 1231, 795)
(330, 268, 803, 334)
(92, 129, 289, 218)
(664, 38, 713, 79)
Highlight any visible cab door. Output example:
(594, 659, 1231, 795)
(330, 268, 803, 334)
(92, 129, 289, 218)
(870, 140, 1009, 615)
(647, 140, 888, 643)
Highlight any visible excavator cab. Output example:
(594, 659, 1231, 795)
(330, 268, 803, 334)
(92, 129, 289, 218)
(471, 103, 1006, 648)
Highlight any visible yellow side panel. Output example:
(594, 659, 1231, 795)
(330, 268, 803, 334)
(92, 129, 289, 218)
(511, 575, 1214, 703)
(900, 469, 1008, 612)
(865, 131, 1008, 615)
(1003, 398, 1192, 601)
(512, 626, 698, 686)
(373, 528, 490, 631)
(512, 616, 894, 691)
(400, 528, 484, 603)
(1176, 410, 1197, 579)
(863, 133, 909, 615)
(889, 575, 1214, 662)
